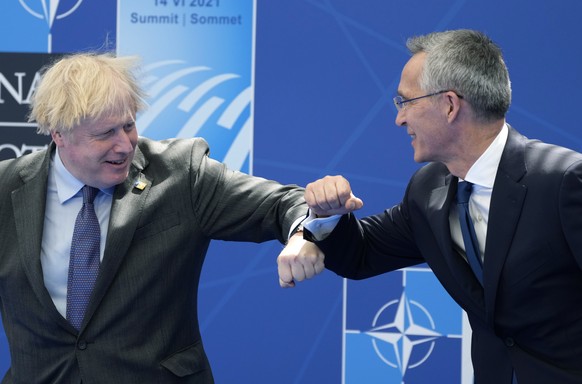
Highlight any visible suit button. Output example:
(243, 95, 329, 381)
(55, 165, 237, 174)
(77, 340, 88, 350)
(505, 337, 515, 347)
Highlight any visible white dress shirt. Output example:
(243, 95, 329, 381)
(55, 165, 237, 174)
(41, 149, 114, 318)
(449, 123, 508, 262)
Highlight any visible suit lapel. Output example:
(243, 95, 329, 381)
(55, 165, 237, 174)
(12, 145, 74, 330)
(82, 147, 153, 327)
(427, 174, 485, 312)
(426, 174, 456, 261)
(82, 146, 152, 329)
(483, 127, 527, 325)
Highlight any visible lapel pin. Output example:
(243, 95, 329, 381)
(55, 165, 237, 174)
(133, 175, 148, 191)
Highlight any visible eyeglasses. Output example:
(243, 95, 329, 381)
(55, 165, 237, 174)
(393, 90, 463, 111)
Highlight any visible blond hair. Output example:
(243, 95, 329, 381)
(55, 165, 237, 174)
(29, 52, 147, 135)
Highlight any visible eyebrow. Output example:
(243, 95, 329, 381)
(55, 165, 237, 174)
(396, 90, 410, 98)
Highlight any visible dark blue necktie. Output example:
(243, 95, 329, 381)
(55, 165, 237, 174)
(456, 181, 483, 285)
(66, 185, 101, 330)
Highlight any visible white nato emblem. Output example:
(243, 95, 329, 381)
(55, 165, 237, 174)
(366, 291, 441, 375)
(19, 0, 83, 28)
(19, 0, 84, 52)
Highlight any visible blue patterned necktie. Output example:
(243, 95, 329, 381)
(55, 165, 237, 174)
(66, 185, 101, 330)
(456, 181, 483, 286)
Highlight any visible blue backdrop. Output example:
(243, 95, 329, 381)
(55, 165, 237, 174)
(0, 1, 581, 383)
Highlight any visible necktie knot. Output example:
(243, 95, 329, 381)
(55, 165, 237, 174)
(457, 181, 473, 204)
(82, 185, 99, 204)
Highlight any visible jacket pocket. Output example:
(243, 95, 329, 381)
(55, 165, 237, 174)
(160, 341, 211, 378)
(134, 211, 180, 240)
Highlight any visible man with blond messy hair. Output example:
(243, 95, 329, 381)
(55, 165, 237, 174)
(0, 52, 323, 383)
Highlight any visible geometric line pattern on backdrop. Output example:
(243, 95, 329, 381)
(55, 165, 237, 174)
(136, 60, 252, 173)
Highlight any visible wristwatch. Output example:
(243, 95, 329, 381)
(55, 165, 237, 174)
(290, 223, 304, 237)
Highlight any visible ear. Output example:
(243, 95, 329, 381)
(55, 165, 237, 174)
(445, 92, 462, 123)
(51, 131, 64, 146)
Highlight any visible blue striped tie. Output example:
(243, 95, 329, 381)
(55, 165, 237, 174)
(456, 181, 483, 285)
(66, 185, 101, 330)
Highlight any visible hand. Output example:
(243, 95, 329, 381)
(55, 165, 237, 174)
(305, 175, 364, 217)
(277, 233, 325, 288)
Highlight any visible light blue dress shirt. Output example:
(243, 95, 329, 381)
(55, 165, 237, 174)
(41, 149, 114, 318)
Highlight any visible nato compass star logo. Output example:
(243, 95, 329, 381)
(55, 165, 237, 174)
(19, 0, 84, 52)
(365, 291, 442, 376)
(344, 269, 466, 383)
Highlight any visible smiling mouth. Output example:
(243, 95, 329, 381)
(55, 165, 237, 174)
(106, 159, 126, 165)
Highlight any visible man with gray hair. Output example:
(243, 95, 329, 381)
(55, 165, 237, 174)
(284, 29, 582, 383)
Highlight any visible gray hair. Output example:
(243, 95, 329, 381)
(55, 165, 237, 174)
(29, 52, 147, 135)
(406, 29, 511, 122)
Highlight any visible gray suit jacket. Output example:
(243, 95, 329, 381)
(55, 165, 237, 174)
(313, 126, 582, 384)
(0, 137, 307, 383)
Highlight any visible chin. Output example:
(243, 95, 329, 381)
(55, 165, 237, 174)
(414, 155, 430, 164)
(103, 175, 128, 189)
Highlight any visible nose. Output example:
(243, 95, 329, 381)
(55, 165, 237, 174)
(115, 129, 136, 153)
(395, 109, 406, 127)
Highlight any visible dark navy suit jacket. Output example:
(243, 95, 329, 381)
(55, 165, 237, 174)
(313, 126, 582, 384)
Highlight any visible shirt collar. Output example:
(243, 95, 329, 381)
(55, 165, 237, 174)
(52, 147, 114, 204)
(464, 123, 509, 188)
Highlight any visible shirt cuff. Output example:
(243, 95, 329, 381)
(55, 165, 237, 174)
(287, 214, 308, 239)
(303, 210, 341, 241)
